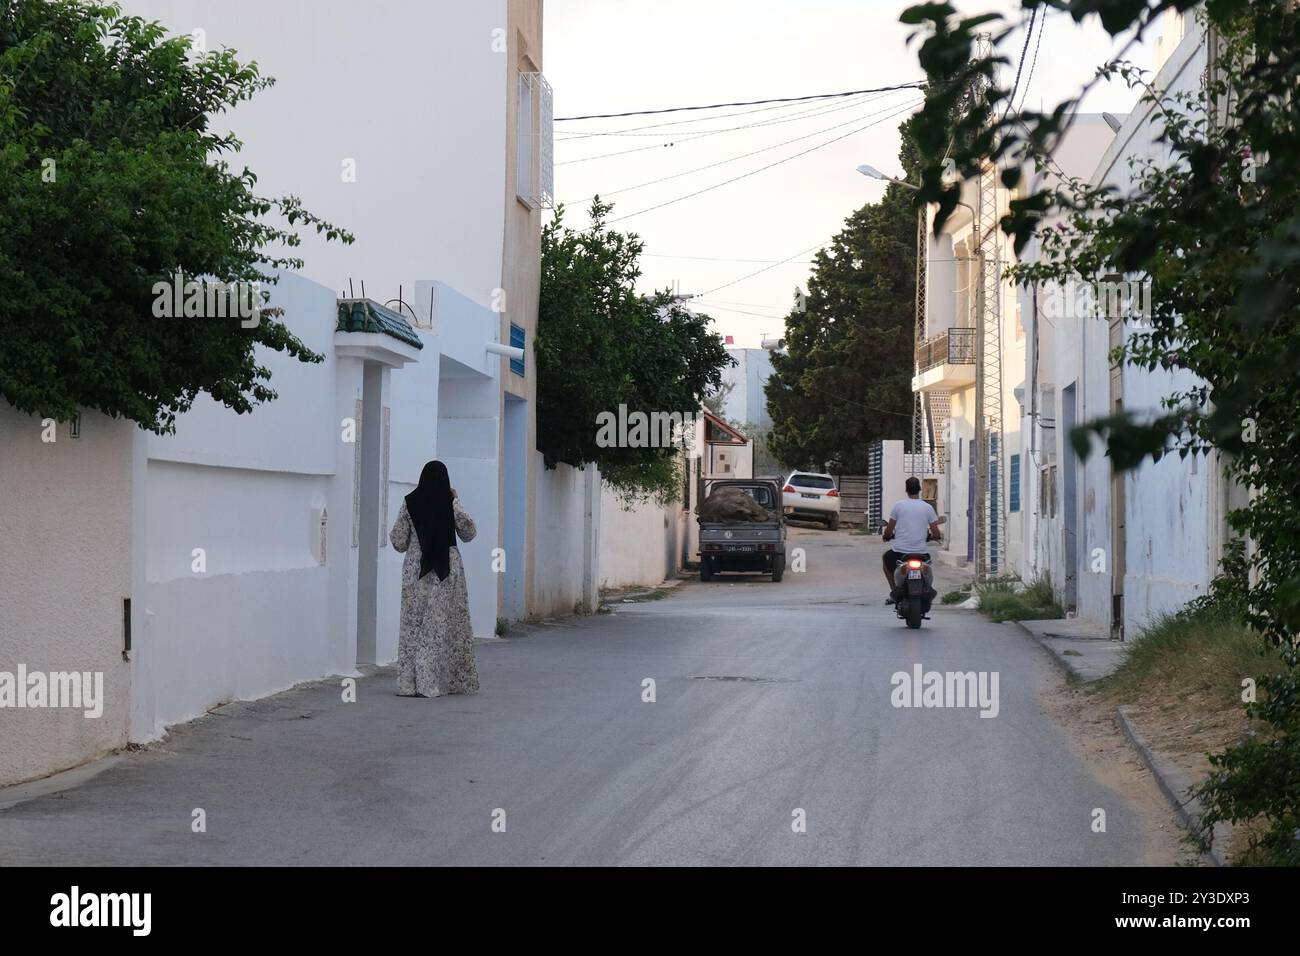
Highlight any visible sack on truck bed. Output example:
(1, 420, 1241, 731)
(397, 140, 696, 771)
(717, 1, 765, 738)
(697, 486, 771, 523)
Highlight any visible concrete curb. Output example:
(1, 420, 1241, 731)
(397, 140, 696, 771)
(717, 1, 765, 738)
(1014, 619, 1087, 680)
(1016, 619, 1229, 864)
(1115, 705, 1227, 867)
(0, 755, 127, 812)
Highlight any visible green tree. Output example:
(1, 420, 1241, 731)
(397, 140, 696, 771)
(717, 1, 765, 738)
(735, 420, 785, 478)
(765, 120, 921, 472)
(701, 378, 734, 419)
(902, 0, 1300, 863)
(536, 198, 733, 504)
(0, 0, 351, 433)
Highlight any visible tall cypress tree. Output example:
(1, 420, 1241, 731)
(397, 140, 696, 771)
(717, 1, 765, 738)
(765, 119, 922, 473)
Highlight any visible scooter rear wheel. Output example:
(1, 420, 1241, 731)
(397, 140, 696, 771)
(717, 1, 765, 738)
(906, 601, 924, 629)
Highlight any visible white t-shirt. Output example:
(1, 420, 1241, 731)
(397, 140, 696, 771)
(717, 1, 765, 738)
(889, 498, 938, 553)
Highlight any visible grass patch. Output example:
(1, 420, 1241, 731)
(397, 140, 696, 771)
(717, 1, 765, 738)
(1097, 609, 1273, 708)
(1090, 605, 1291, 867)
(941, 590, 968, 605)
(975, 575, 1063, 622)
(599, 585, 678, 605)
(620, 587, 675, 603)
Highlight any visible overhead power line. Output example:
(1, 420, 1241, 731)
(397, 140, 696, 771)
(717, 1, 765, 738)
(606, 98, 922, 224)
(556, 92, 883, 167)
(1017, 11, 1047, 113)
(554, 82, 927, 122)
(1004, 8, 1039, 122)
(553, 89, 878, 140)
(695, 241, 830, 297)
(562, 93, 921, 206)
(691, 303, 790, 320)
(694, 297, 794, 309)
(643, 253, 818, 264)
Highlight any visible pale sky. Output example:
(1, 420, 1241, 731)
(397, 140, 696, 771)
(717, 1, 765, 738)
(545, 0, 1164, 347)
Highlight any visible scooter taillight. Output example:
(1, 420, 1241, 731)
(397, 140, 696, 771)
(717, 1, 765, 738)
(906, 559, 923, 569)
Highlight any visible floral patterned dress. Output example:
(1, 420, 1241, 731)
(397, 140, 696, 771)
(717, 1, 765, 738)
(388, 498, 480, 697)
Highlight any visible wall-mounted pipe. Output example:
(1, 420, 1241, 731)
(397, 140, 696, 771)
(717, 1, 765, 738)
(486, 342, 525, 362)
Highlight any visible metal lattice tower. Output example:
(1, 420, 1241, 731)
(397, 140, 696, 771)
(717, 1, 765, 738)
(910, 205, 928, 472)
(971, 33, 1007, 579)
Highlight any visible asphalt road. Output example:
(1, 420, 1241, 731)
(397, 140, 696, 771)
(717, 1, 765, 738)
(0, 526, 1179, 865)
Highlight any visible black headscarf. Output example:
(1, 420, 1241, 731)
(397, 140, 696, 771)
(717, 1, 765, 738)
(405, 460, 456, 581)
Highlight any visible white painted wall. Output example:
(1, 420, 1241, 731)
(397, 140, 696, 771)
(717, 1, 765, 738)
(879, 440, 908, 519)
(0, 409, 134, 785)
(435, 365, 502, 638)
(6, 4, 533, 781)
(1017, 115, 1119, 620)
(131, 272, 498, 740)
(599, 489, 683, 589)
(941, 391, 973, 563)
(1017, 22, 1212, 631)
(133, 274, 356, 738)
(1092, 24, 1212, 633)
(532, 458, 590, 616)
(120, 0, 510, 311)
(386, 281, 504, 643)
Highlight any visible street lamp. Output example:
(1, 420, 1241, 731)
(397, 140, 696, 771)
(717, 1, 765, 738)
(858, 164, 975, 217)
(857, 164, 919, 191)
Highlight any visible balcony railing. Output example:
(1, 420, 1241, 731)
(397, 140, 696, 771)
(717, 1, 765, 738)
(916, 328, 976, 372)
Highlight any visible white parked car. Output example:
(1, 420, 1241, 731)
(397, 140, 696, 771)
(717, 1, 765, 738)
(782, 472, 841, 529)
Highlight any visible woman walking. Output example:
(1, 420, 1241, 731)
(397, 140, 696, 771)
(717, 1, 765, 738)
(389, 460, 480, 697)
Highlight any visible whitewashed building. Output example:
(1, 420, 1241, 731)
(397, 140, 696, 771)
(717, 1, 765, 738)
(718, 347, 776, 430)
(916, 172, 1026, 575)
(1016, 114, 1125, 624)
(1018, 10, 1243, 636)
(1, 0, 564, 786)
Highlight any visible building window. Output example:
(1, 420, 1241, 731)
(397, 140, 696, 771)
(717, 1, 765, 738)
(516, 71, 553, 209)
(509, 323, 525, 377)
(1009, 454, 1021, 512)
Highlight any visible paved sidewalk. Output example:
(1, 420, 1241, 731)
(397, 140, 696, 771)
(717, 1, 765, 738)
(1017, 618, 1126, 682)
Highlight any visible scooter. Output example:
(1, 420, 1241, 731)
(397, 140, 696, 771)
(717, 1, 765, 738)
(890, 552, 936, 629)
(883, 516, 943, 629)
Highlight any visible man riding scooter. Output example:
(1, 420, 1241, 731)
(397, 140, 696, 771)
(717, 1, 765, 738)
(881, 476, 942, 602)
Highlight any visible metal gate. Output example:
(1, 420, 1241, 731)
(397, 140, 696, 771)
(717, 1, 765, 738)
(866, 440, 884, 532)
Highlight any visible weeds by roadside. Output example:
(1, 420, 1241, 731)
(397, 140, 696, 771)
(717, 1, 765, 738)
(976, 575, 1062, 623)
(1096, 609, 1270, 708)
(1088, 568, 1293, 865)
